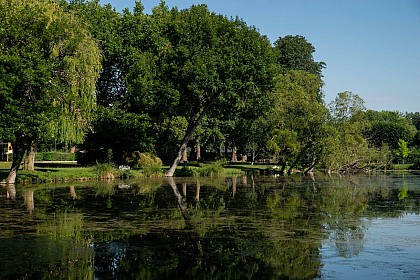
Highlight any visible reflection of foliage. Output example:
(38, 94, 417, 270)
(176, 161, 225, 177)
(398, 184, 408, 200)
(2, 174, 420, 278)
(37, 212, 85, 243)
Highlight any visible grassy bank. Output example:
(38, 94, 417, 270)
(1, 161, 417, 185)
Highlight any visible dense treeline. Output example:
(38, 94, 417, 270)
(1, 0, 419, 183)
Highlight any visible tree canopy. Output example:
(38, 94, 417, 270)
(0, 0, 101, 183)
(0, 0, 417, 179)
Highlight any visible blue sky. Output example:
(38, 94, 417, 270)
(99, 0, 420, 113)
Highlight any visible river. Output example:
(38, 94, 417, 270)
(0, 172, 419, 279)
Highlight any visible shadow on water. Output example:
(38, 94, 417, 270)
(0, 173, 419, 279)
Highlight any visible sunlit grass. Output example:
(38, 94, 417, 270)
(0, 161, 11, 169)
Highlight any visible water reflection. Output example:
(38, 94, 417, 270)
(0, 173, 419, 279)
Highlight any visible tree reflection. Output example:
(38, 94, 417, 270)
(0, 174, 419, 279)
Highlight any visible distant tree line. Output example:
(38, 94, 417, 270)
(1, 0, 419, 183)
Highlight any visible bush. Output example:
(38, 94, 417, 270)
(36, 151, 76, 161)
(125, 151, 162, 168)
(93, 162, 115, 180)
(175, 161, 225, 177)
(197, 161, 225, 177)
(124, 152, 163, 177)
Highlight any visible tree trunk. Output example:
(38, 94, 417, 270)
(231, 146, 237, 162)
(6, 138, 30, 184)
(287, 154, 302, 175)
(165, 139, 188, 177)
(196, 142, 201, 161)
(23, 140, 36, 171)
(304, 155, 318, 175)
(182, 147, 188, 163)
(166, 92, 218, 177)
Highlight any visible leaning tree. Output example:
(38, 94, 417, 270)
(120, 3, 276, 176)
(0, 0, 101, 183)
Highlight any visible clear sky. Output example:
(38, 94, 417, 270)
(99, 0, 420, 113)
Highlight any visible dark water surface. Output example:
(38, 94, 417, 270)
(1, 172, 419, 279)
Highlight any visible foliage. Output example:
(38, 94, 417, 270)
(267, 70, 329, 173)
(124, 151, 164, 177)
(395, 139, 410, 164)
(93, 162, 115, 180)
(65, 0, 125, 108)
(0, 0, 101, 182)
(328, 91, 366, 122)
(35, 151, 76, 161)
(273, 35, 326, 79)
(119, 3, 276, 174)
(81, 106, 154, 164)
(323, 92, 371, 172)
(363, 110, 417, 149)
(406, 112, 420, 130)
(175, 161, 225, 177)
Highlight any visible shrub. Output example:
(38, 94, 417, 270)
(36, 151, 76, 161)
(197, 161, 225, 177)
(124, 152, 163, 177)
(175, 161, 225, 177)
(125, 151, 162, 168)
(93, 162, 115, 180)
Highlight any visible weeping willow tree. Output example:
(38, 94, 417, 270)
(0, 0, 101, 183)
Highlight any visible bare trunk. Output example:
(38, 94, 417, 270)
(165, 140, 188, 177)
(304, 155, 318, 175)
(6, 139, 29, 184)
(231, 146, 237, 162)
(23, 140, 36, 171)
(287, 155, 301, 175)
(182, 181, 187, 197)
(166, 108, 209, 177)
(182, 147, 188, 163)
(196, 142, 201, 161)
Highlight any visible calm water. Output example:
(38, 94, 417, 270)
(0, 172, 419, 279)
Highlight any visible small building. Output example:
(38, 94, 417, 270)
(0, 142, 13, 161)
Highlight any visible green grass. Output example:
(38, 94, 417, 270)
(0, 160, 280, 185)
(0, 161, 11, 169)
(389, 163, 414, 170)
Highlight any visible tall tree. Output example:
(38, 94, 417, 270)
(120, 3, 276, 176)
(267, 70, 328, 174)
(273, 35, 326, 79)
(65, 0, 124, 107)
(0, 0, 101, 183)
(363, 110, 417, 149)
(325, 92, 370, 173)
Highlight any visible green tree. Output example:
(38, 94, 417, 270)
(363, 110, 417, 149)
(120, 3, 276, 176)
(324, 92, 370, 173)
(81, 107, 154, 164)
(65, 0, 124, 107)
(273, 35, 326, 79)
(0, 0, 101, 183)
(406, 112, 420, 130)
(268, 70, 329, 174)
(395, 139, 409, 164)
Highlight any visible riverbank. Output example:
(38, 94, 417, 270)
(0, 161, 417, 185)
